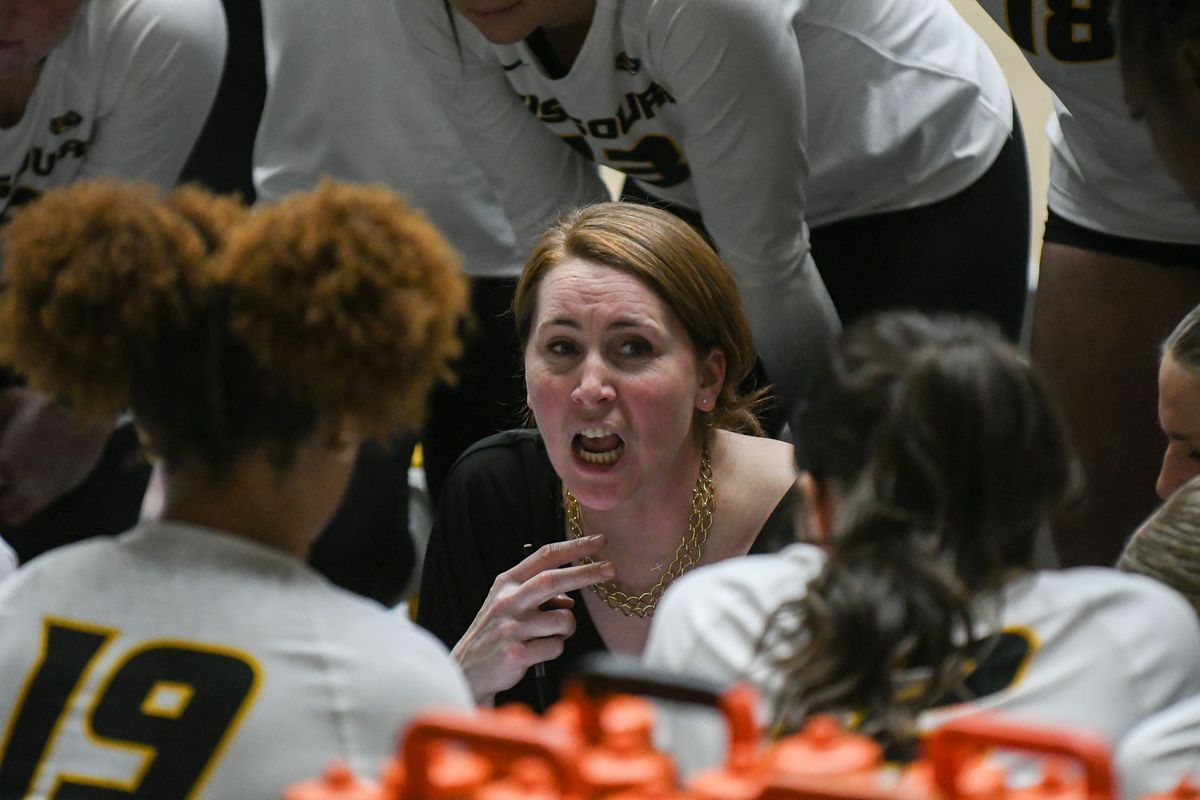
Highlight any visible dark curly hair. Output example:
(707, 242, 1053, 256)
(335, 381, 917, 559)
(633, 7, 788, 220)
(0, 179, 467, 476)
(762, 315, 1075, 751)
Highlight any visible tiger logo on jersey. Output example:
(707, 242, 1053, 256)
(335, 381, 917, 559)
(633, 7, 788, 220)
(615, 52, 641, 75)
(49, 111, 83, 135)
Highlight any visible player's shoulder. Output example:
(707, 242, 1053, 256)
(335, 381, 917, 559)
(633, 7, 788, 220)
(97, 0, 225, 30)
(1036, 566, 1196, 609)
(68, 0, 223, 91)
(0, 538, 124, 624)
(656, 544, 825, 633)
(77, 0, 221, 43)
(0, 536, 115, 587)
(646, 544, 824, 680)
(1017, 567, 1200, 650)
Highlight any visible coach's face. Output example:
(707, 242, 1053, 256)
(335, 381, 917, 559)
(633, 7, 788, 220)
(448, 0, 594, 46)
(0, 0, 83, 78)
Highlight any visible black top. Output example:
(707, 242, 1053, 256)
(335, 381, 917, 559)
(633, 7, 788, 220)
(416, 429, 802, 710)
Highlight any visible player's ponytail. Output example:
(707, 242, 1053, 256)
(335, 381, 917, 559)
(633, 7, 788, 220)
(764, 320, 1074, 750)
(0, 180, 210, 420)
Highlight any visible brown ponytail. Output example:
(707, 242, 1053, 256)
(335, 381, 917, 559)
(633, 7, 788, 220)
(765, 317, 1074, 750)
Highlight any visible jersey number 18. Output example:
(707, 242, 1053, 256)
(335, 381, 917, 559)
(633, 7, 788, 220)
(1004, 0, 1115, 62)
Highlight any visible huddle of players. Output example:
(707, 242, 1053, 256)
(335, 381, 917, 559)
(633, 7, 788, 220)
(2, 0, 1200, 797)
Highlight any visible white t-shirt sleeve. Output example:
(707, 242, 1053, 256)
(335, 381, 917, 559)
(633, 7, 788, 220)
(83, 0, 227, 187)
(1117, 695, 1200, 800)
(395, 0, 609, 255)
(644, 0, 839, 406)
(645, 0, 809, 289)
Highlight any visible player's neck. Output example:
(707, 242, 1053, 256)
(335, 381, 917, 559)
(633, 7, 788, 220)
(540, 12, 593, 72)
(0, 63, 44, 129)
(158, 445, 344, 559)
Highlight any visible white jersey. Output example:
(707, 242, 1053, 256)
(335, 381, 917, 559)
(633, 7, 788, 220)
(253, 0, 522, 278)
(1116, 695, 1200, 799)
(399, 0, 1011, 240)
(644, 544, 1200, 776)
(976, 0, 1200, 244)
(400, 0, 1012, 406)
(0, 0, 226, 226)
(0, 522, 473, 800)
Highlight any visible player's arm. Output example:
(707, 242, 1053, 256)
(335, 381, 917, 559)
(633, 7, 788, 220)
(647, 0, 839, 409)
(80, 0, 226, 187)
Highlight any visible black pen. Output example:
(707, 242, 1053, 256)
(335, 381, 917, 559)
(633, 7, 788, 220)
(523, 541, 551, 712)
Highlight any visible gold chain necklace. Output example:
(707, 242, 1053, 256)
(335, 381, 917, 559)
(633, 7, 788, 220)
(564, 445, 714, 618)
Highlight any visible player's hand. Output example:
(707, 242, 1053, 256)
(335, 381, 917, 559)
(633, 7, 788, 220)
(451, 535, 613, 704)
(0, 388, 112, 525)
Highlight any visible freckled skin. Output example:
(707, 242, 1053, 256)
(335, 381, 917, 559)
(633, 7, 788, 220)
(0, 0, 83, 79)
(524, 258, 720, 512)
(1156, 353, 1200, 499)
(446, 0, 595, 46)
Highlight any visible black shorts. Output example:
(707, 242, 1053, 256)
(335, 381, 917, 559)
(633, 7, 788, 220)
(808, 109, 1031, 342)
(1042, 210, 1200, 266)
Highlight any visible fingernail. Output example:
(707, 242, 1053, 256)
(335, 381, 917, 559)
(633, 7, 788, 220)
(599, 562, 615, 579)
(586, 534, 604, 544)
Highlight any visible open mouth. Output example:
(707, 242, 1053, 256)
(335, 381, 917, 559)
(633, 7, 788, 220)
(572, 427, 625, 465)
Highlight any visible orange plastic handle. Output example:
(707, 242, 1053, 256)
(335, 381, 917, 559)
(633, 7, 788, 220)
(400, 712, 582, 800)
(566, 653, 762, 771)
(926, 714, 1116, 800)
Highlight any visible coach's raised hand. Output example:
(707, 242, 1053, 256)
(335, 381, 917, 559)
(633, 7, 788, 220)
(450, 535, 612, 704)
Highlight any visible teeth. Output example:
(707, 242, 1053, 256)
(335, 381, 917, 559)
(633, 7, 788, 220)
(578, 444, 624, 464)
(573, 428, 624, 465)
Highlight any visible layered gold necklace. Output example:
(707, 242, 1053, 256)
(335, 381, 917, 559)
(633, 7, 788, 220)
(564, 445, 714, 618)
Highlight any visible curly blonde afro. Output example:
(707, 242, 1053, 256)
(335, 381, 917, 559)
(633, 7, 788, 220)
(0, 181, 209, 421)
(215, 180, 468, 436)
